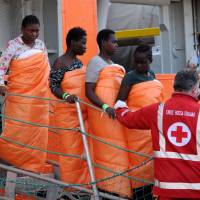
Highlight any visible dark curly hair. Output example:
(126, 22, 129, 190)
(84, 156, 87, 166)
(66, 27, 86, 47)
(22, 15, 40, 28)
(97, 29, 115, 50)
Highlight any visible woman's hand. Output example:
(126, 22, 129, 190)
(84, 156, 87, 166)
(105, 107, 116, 119)
(64, 94, 78, 103)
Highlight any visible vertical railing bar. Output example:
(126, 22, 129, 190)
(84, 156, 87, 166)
(75, 101, 99, 200)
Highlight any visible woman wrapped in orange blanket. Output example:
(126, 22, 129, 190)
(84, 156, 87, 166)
(0, 15, 50, 172)
(86, 29, 131, 198)
(117, 45, 164, 198)
(49, 27, 90, 185)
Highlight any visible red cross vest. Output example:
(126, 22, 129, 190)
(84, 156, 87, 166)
(153, 98, 200, 198)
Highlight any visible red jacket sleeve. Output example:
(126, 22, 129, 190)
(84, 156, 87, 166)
(115, 103, 159, 129)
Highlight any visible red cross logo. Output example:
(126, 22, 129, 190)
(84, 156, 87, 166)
(167, 122, 191, 147)
(171, 126, 188, 143)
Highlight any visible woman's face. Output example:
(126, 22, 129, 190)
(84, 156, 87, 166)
(72, 35, 87, 56)
(134, 52, 150, 74)
(22, 23, 40, 43)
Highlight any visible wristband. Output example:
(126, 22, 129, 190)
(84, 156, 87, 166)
(62, 92, 69, 99)
(102, 104, 109, 111)
(64, 94, 70, 100)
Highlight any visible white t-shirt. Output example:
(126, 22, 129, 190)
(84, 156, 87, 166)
(86, 55, 113, 83)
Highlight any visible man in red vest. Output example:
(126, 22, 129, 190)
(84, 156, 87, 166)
(114, 69, 200, 200)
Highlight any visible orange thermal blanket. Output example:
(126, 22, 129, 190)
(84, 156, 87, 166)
(156, 74, 175, 101)
(53, 66, 90, 185)
(0, 53, 50, 173)
(126, 80, 164, 189)
(46, 92, 61, 162)
(87, 65, 132, 198)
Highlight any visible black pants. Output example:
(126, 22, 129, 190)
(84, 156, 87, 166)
(133, 184, 154, 200)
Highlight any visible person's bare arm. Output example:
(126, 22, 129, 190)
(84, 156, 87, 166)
(116, 84, 132, 101)
(50, 58, 64, 98)
(85, 82, 116, 119)
(0, 41, 16, 95)
(49, 58, 77, 103)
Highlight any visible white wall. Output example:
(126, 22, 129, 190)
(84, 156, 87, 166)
(97, 0, 110, 30)
(0, 0, 61, 65)
(183, 0, 194, 62)
(0, 0, 12, 51)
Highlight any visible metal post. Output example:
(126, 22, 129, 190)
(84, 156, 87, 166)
(5, 171, 17, 199)
(75, 101, 99, 200)
(1, 95, 6, 131)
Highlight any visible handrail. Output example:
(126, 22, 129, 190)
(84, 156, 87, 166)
(0, 163, 128, 200)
